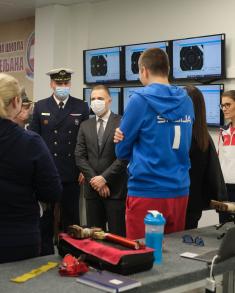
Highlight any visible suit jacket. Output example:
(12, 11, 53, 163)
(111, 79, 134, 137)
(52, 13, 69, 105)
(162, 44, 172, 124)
(29, 95, 89, 182)
(75, 112, 128, 199)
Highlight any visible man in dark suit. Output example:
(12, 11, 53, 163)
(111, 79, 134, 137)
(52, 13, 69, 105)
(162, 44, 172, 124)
(75, 85, 127, 236)
(30, 68, 89, 241)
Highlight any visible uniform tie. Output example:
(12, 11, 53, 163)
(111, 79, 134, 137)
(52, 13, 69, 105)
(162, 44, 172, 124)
(97, 118, 104, 148)
(59, 101, 64, 109)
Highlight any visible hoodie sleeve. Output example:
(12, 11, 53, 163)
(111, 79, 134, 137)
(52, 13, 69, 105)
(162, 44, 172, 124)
(115, 94, 146, 160)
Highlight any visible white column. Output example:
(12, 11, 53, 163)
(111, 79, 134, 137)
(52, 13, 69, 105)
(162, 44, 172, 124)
(34, 5, 70, 101)
(67, 2, 91, 99)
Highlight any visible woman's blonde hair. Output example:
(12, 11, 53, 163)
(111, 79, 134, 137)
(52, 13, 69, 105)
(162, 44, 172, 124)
(0, 73, 21, 118)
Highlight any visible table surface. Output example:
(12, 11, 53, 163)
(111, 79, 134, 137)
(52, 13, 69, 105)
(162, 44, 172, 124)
(1, 223, 235, 293)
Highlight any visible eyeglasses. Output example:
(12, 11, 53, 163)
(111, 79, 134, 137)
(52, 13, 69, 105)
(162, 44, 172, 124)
(182, 234, 205, 246)
(220, 103, 232, 110)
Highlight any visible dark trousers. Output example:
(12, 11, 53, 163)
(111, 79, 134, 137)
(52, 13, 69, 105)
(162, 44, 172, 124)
(219, 184, 235, 223)
(40, 206, 54, 256)
(185, 210, 202, 230)
(0, 244, 40, 264)
(61, 182, 80, 231)
(86, 197, 126, 237)
(40, 182, 80, 255)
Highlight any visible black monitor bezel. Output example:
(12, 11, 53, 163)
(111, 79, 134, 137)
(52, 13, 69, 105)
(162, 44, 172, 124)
(124, 40, 171, 83)
(169, 33, 226, 83)
(83, 45, 125, 85)
(179, 83, 224, 127)
(83, 87, 123, 115)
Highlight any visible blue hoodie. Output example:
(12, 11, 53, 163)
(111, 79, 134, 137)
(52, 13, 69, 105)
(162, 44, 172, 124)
(115, 83, 194, 198)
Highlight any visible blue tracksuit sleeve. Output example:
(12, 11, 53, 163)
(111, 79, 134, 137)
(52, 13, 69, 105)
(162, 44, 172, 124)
(115, 94, 146, 160)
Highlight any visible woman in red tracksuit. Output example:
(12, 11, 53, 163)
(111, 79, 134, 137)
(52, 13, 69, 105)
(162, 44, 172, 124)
(218, 90, 235, 223)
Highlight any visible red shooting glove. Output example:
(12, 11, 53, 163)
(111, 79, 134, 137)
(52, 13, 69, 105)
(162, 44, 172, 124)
(59, 254, 88, 276)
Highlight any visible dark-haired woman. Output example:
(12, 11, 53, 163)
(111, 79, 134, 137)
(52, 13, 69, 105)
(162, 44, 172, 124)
(184, 85, 226, 229)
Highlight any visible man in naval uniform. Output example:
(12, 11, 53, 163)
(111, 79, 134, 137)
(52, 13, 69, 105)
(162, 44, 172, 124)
(30, 68, 89, 242)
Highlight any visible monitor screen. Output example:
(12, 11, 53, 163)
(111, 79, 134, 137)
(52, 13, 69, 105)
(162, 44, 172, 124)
(179, 84, 224, 127)
(122, 86, 144, 114)
(83, 46, 124, 84)
(171, 34, 225, 81)
(83, 88, 92, 108)
(83, 87, 121, 115)
(124, 41, 169, 82)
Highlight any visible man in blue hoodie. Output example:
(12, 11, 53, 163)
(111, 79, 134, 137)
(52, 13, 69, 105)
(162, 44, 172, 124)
(115, 48, 194, 239)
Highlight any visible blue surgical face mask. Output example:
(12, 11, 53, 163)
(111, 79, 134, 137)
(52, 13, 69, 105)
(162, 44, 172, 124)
(54, 86, 70, 100)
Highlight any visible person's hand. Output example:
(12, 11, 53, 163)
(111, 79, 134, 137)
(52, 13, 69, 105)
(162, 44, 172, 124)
(98, 184, 110, 198)
(90, 176, 106, 191)
(114, 128, 124, 143)
(78, 172, 85, 185)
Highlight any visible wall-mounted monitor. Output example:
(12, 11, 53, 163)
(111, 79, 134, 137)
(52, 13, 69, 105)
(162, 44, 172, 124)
(83, 88, 91, 108)
(83, 87, 122, 115)
(124, 41, 169, 82)
(180, 84, 224, 127)
(170, 34, 225, 82)
(122, 86, 144, 114)
(83, 46, 124, 84)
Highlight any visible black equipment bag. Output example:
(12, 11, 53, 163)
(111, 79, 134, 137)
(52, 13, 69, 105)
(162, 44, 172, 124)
(58, 233, 154, 275)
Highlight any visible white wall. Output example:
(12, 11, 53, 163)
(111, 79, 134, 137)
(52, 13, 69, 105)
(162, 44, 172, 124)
(67, 2, 91, 99)
(88, 0, 235, 81)
(34, 0, 235, 101)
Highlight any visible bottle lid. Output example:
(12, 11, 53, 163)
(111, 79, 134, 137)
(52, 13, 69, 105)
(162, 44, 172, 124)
(144, 210, 166, 225)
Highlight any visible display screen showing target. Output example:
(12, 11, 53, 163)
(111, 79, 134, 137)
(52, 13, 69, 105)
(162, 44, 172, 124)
(83, 46, 124, 84)
(171, 34, 225, 81)
(124, 41, 169, 82)
(178, 84, 224, 127)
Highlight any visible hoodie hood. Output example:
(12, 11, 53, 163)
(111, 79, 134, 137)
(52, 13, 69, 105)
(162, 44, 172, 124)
(0, 118, 21, 158)
(134, 83, 192, 121)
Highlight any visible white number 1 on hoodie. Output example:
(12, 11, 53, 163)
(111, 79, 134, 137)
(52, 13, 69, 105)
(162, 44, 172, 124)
(172, 125, 181, 149)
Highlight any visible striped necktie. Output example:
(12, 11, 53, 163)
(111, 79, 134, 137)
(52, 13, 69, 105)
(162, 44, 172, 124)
(97, 118, 104, 148)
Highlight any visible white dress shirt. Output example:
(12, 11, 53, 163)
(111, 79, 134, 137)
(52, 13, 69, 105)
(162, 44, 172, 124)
(53, 95, 69, 109)
(96, 110, 111, 133)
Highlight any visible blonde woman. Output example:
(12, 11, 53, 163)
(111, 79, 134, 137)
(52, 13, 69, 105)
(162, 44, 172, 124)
(0, 73, 62, 263)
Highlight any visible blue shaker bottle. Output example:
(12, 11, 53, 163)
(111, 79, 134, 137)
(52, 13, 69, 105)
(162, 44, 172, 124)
(144, 210, 166, 264)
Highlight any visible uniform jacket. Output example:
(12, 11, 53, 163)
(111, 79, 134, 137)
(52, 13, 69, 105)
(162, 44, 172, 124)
(75, 112, 128, 199)
(29, 95, 89, 182)
(0, 118, 62, 247)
